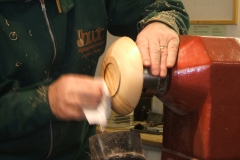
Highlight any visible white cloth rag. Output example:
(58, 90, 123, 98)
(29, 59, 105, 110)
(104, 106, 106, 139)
(82, 79, 111, 132)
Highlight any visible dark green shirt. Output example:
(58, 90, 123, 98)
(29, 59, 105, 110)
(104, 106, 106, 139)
(0, 0, 189, 159)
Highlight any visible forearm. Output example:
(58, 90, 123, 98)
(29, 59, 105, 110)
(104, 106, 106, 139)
(106, 0, 189, 38)
(0, 80, 57, 141)
(137, 0, 190, 35)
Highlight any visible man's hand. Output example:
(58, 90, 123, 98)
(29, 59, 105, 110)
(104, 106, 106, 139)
(48, 74, 103, 121)
(136, 22, 179, 77)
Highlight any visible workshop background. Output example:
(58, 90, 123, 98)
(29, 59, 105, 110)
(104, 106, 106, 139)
(95, 1, 240, 159)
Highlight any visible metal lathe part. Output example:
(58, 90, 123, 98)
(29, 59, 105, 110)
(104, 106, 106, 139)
(141, 67, 169, 99)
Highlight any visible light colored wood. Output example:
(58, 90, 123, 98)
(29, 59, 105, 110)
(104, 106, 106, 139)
(101, 37, 143, 115)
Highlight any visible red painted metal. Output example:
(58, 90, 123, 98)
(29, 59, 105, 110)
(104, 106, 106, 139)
(158, 35, 240, 160)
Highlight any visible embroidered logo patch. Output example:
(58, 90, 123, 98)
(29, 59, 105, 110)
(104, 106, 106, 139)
(77, 28, 105, 57)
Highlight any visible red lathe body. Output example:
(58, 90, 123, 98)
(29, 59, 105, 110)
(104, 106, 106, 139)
(159, 36, 240, 159)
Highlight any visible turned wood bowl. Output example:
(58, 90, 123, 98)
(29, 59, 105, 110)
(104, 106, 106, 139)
(101, 37, 143, 115)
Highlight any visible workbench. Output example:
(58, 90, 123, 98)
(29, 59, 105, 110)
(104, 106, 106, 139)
(96, 121, 163, 148)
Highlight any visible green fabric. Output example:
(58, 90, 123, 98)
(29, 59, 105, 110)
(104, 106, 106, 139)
(137, 0, 190, 35)
(0, 0, 189, 159)
(105, 0, 189, 40)
(60, 0, 74, 13)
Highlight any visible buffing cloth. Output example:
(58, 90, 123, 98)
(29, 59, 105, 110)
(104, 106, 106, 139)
(82, 79, 111, 132)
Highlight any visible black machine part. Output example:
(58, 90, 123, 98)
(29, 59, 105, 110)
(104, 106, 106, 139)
(141, 67, 170, 99)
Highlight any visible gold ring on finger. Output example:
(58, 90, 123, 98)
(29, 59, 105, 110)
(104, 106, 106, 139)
(160, 46, 167, 50)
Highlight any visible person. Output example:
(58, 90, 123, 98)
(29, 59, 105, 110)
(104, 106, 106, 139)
(0, 0, 189, 159)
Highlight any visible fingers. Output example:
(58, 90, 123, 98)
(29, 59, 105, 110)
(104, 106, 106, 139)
(149, 38, 161, 76)
(159, 38, 179, 77)
(159, 45, 168, 77)
(166, 38, 179, 68)
(55, 104, 86, 121)
(48, 74, 104, 121)
(137, 22, 179, 78)
(77, 78, 103, 109)
(136, 37, 151, 67)
(137, 32, 169, 77)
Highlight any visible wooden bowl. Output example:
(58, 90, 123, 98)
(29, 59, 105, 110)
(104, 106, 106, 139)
(101, 37, 143, 115)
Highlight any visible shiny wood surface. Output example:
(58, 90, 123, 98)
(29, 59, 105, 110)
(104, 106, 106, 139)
(100, 37, 143, 115)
